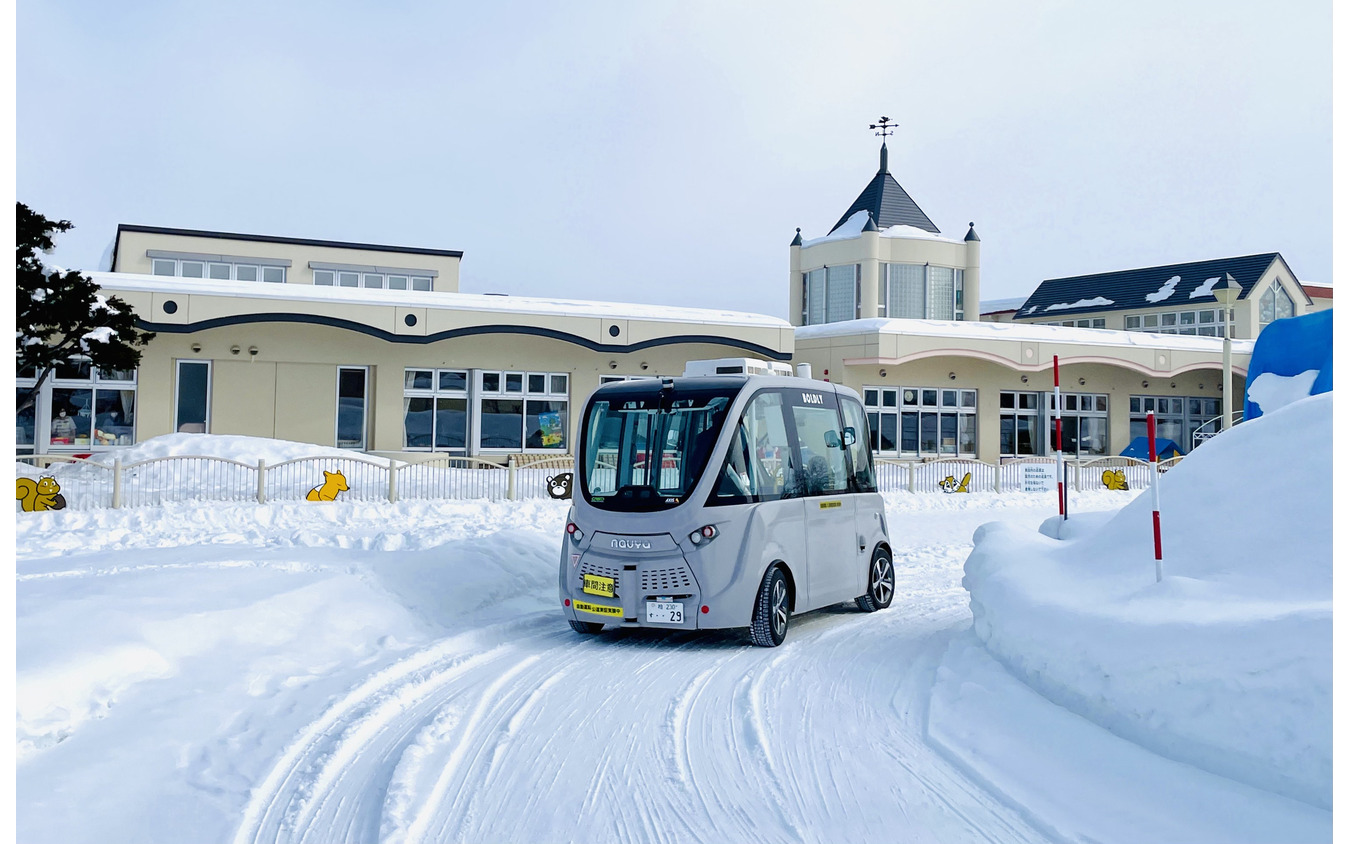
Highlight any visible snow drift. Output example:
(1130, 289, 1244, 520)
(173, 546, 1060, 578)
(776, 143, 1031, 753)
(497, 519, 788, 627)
(961, 392, 1331, 809)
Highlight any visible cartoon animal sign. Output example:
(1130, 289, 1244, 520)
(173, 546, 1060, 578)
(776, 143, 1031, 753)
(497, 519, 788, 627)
(938, 472, 971, 494)
(546, 473, 573, 500)
(17, 476, 67, 512)
(306, 470, 349, 501)
(1101, 469, 1130, 491)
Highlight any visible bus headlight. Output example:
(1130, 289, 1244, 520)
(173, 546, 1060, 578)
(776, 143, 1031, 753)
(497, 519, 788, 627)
(689, 525, 719, 546)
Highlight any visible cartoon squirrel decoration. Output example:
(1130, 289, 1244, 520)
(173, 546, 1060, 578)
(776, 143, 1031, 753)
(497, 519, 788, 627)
(306, 470, 349, 501)
(1101, 469, 1130, 491)
(938, 472, 972, 494)
(16, 476, 67, 512)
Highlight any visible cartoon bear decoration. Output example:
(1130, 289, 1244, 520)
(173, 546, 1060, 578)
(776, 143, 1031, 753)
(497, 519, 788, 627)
(17, 476, 67, 512)
(546, 473, 573, 500)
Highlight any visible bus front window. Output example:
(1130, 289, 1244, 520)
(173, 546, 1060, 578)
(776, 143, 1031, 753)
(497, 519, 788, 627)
(581, 391, 732, 511)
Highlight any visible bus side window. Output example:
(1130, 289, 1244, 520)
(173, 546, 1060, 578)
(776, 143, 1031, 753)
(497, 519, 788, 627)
(840, 398, 877, 493)
(790, 400, 848, 496)
(712, 391, 795, 504)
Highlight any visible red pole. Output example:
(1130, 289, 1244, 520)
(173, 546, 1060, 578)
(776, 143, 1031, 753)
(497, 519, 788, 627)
(1148, 411, 1163, 581)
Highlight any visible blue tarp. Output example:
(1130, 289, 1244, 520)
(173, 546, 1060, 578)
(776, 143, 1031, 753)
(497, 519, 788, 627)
(1244, 309, 1333, 421)
(1120, 436, 1183, 460)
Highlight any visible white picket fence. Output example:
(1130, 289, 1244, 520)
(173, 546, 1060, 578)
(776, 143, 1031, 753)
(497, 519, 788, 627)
(15, 452, 580, 511)
(16, 451, 1178, 512)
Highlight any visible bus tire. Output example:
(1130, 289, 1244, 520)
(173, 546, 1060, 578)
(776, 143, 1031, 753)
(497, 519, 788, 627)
(750, 566, 790, 647)
(855, 547, 895, 613)
(568, 618, 605, 635)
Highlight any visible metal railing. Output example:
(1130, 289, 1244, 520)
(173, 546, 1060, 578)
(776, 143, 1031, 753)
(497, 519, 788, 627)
(1191, 412, 1245, 451)
(17, 450, 1179, 512)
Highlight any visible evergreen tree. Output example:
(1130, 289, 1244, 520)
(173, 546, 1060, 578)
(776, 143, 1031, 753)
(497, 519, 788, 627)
(16, 202, 155, 412)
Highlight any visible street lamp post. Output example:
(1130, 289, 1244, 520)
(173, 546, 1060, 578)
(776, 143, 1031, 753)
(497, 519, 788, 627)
(1213, 273, 1242, 432)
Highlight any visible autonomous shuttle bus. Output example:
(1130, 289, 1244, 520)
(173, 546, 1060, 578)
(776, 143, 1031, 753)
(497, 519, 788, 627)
(559, 359, 893, 647)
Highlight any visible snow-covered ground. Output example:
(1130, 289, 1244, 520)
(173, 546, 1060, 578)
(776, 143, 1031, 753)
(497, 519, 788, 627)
(16, 424, 1330, 842)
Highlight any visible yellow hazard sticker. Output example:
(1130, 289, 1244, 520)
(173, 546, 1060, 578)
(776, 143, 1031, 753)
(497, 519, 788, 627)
(818, 500, 843, 510)
(573, 600, 623, 617)
(582, 574, 616, 597)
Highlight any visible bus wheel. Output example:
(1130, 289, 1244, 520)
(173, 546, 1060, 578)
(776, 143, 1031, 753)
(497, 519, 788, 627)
(750, 566, 790, 647)
(568, 619, 605, 635)
(856, 548, 895, 612)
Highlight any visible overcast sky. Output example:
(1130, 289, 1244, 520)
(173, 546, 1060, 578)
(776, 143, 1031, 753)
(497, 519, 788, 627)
(18, 0, 1330, 318)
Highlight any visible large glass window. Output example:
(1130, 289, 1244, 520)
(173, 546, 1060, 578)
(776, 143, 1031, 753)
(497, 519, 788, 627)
(839, 398, 876, 492)
(1259, 281, 1295, 331)
(713, 391, 797, 504)
(882, 264, 961, 320)
(175, 360, 210, 434)
(999, 391, 1042, 456)
(403, 368, 468, 451)
(1125, 307, 1227, 335)
(865, 386, 977, 458)
(804, 268, 826, 325)
(336, 367, 368, 449)
(1129, 394, 1218, 453)
(18, 360, 138, 451)
(477, 370, 569, 451)
(801, 265, 858, 325)
(884, 264, 926, 319)
(1049, 392, 1110, 457)
(17, 388, 37, 453)
(315, 269, 432, 291)
(581, 386, 734, 511)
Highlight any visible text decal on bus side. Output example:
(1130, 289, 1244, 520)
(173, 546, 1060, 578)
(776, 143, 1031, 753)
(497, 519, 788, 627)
(819, 500, 843, 510)
(802, 392, 825, 405)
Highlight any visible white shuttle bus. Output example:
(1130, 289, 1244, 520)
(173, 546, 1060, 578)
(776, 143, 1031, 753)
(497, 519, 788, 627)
(559, 359, 893, 647)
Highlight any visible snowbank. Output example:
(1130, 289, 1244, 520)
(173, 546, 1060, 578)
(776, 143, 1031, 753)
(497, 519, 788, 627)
(961, 392, 1332, 808)
(95, 432, 394, 466)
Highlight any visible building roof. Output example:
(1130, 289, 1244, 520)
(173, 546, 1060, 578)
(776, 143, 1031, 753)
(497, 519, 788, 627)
(827, 143, 940, 235)
(1304, 283, 1333, 299)
(114, 224, 465, 263)
(1014, 253, 1293, 320)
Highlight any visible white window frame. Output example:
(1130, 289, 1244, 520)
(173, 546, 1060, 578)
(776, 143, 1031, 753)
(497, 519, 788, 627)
(474, 369, 570, 454)
(864, 384, 977, 458)
(881, 263, 961, 321)
(152, 257, 286, 283)
(335, 366, 370, 450)
(30, 358, 141, 452)
(315, 269, 432, 291)
(174, 359, 212, 435)
(402, 367, 470, 453)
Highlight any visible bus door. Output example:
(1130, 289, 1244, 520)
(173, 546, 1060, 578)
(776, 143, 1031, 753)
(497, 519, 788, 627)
(787, 388, 858, 608)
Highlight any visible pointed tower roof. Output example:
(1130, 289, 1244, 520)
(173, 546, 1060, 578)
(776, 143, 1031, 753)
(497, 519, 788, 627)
(828, 142, 940, 236)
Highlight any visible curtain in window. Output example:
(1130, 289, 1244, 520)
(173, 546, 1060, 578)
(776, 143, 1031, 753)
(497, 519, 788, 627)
(825, 265, 856, 323)
(928, 266, 955, 320)
(887, 264, 925, 319)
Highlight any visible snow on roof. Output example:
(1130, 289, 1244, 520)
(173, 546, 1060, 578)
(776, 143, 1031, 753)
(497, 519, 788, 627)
(801, 210, 960, 248)
(794, 317, 1256, 354)
(1189, 276, 1222, 299)
(1044, 296, 1114, 312)
(1143, 275, 1181, 303)
(979, 296, 1028, 314)
(90, 273, 790, 329)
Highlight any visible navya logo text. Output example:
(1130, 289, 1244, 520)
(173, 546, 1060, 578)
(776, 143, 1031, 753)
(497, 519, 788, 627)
(611, 538, 653, 550)
(802, 392, 825, 405)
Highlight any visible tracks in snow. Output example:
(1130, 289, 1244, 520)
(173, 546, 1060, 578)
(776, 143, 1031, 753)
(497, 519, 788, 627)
(231, 559, 1049, 844)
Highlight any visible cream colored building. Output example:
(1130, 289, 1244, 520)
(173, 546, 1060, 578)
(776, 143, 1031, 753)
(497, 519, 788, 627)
(785, 142, 1263, 463)
(18, 225, 792, 458)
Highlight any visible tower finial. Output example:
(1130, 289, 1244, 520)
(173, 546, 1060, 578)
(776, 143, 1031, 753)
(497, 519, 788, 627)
(869, 116, 895, 173)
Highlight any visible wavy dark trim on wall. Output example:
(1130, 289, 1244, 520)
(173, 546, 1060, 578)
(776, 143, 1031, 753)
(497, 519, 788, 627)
(137, 312, 793, 361)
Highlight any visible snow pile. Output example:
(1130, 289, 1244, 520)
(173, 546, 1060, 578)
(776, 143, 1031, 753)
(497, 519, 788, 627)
(102, 432, 394, 466)
(1044, 296, 1114, 311)
(960, 392, 1331, 808)
(1144, 274, 1181, 302)
(1190, 276, 1222, 298)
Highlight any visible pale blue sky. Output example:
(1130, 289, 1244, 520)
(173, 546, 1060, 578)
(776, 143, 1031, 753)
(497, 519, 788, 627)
(18, 0, 1330, 317)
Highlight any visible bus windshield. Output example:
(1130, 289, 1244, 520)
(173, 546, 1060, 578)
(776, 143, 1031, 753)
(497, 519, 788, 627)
(581, 387, 735, 512)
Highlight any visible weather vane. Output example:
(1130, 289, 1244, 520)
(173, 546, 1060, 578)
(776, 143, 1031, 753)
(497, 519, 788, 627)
(869, 116, 895, 139)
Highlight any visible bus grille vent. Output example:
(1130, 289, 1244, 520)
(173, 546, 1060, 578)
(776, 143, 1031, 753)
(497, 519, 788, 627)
(579, 561, 622, 583)
(640, 565, 694, 593)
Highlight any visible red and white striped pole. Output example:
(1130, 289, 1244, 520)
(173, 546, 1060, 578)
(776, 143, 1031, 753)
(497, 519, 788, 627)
(1053, 355, 1066, 520)
(1148, 410, 1163, 582)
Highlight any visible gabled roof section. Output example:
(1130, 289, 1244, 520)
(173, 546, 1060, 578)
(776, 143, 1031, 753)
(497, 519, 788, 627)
(1014, 253, 1294, 320)
(828, 144, 940, 235)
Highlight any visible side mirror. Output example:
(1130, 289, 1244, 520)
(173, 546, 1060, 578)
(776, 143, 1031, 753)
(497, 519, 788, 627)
(842, 427, 857, 447)
(823, 430, 842, 449)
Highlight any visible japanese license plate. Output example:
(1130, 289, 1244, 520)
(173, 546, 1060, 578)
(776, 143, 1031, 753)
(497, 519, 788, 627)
(582, 574, 616, 598)
(645, 600, 685, 624)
